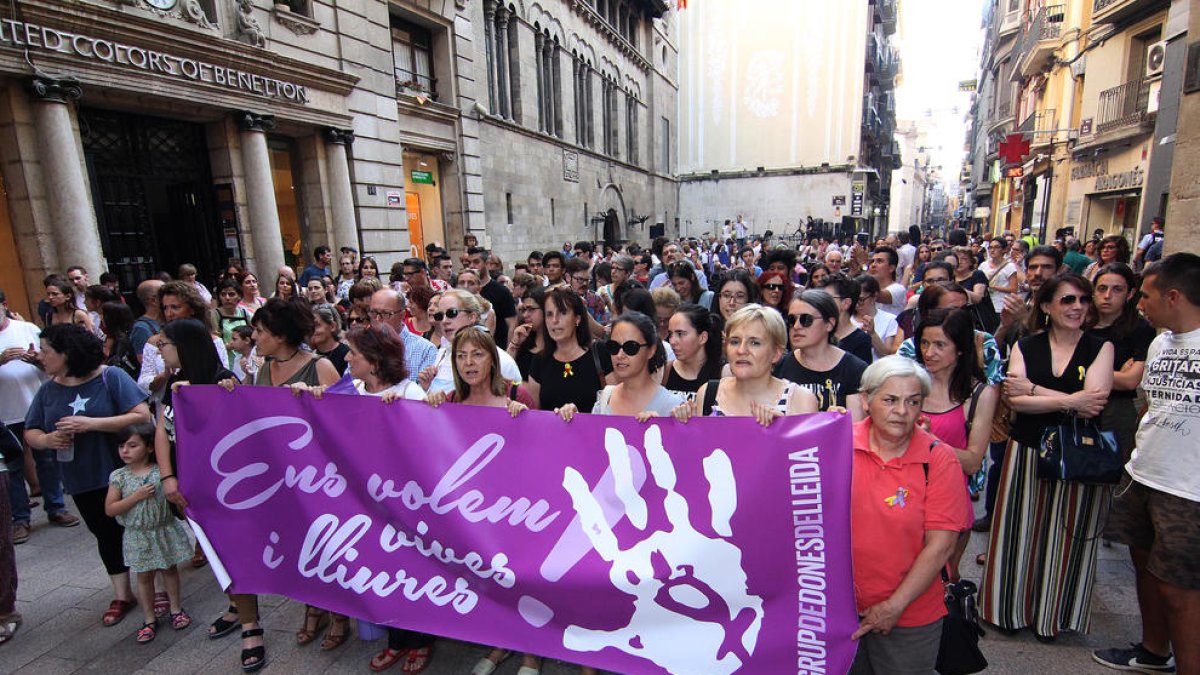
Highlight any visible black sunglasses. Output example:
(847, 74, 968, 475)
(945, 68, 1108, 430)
(432, 308, 464, 321)
(348, 316, 370, 325)
(786, 313, 817, 328)
(604, 340, 650, 356)
(1057, 294, 1092, 306)
(763, 283, 785, 291)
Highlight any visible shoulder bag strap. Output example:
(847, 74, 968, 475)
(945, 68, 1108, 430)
(965, 381, 986, 435)
(701, 378, 722, 417)
(590, 342, 606, 391)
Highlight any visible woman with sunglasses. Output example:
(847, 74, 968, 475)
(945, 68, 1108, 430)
(668, 261, 714, 311)
(525, 288, 612, 414)
(507, 286, 546, 380)
(981, 273, 1114, 641)
(423, 290, 522, 394)
(673, 304, 817, 426)
(1086, 263, 1155, 462)
(773, 290, 867, 418)
(1083, 235, 1131, 282)
(345, 304, 371, 331)
(756, 270, 793, 317)
(713, 269, 759, 322)
(663, 303, 725, 399)
(558, 312, 683, 423)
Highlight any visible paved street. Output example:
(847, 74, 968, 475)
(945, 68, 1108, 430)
(4, 496, 1139, 674)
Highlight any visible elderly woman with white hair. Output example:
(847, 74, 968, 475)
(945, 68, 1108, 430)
(849, 355, 967, 674)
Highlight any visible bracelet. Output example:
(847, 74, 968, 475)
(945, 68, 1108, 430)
(160, 474, 177, 481)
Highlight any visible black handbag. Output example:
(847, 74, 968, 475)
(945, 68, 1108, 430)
(936, 571, 987, 675)
(1036, 412, 1122, 484)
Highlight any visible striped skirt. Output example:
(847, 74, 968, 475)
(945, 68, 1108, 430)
(979, 440, 1109, 637)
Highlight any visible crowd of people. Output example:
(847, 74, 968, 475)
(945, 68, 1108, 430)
(0, 221, 1195, 675)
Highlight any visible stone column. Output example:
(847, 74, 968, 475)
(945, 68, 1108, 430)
(533, 31, 545, 132)
(483, 0, 497, 115)
(29, 76, 105, 275)
(322, 127, 358, 253)
(495, 6, 511, 119)
(235, 111, 284, 278)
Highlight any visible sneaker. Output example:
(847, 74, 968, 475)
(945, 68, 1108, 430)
(11, 523, 30, 545)
(1093, 643, 1175, 673)
(48, 512, 81, 528)
(971, 514, 992, 532)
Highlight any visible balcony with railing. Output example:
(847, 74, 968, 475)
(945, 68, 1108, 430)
(1018, 109, 1057, 147)
(1092, 0, 1149, 25)
(1096, 79, 1151, 134)
(879, 0, 897, 35)
(879, 47, 899, 85)
(1015, 4, 1064, 78)
(865, 33, 880, 72)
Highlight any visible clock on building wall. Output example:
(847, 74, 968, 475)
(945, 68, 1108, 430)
(143, 0, 178, 10)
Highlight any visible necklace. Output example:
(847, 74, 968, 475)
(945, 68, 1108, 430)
(272, 350, 301, 363)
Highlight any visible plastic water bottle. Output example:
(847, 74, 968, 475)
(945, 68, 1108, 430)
(57, 441, 74, 463)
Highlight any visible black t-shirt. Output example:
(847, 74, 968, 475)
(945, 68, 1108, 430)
(318, 342, 350, 377)
(663, 359, 725, 401)
(529, 342, 612, 411)
(481, 279, 517, 349)
(1088, 319, 1156, 400)
(773, 350, 868, 411)
(515, 346, 539, 381)
(1012, 331, 1106, 446)
(837, 329, 873, 365)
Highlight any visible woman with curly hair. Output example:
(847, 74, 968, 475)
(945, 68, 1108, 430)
(756, 269, 794, 317)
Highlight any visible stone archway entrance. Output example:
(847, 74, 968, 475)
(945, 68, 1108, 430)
(598, 182, 626, 247)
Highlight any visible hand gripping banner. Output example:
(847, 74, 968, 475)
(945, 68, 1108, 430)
(175, 386, 858, 675)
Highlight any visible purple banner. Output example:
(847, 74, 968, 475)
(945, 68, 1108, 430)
(175, 386, 858, 674)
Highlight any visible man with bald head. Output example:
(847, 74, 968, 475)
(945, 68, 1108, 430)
(129, 279, 164, 360)
(369, 288, 437, 379)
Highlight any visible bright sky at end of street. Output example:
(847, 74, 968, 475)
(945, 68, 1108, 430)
(894, 0, 987, 193)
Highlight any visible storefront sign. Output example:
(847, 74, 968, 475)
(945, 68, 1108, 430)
(410, 170, 434, 185)
(175, 387, 860, 675)
(832, 195, 846, 206)
(1071, 158, 1107, 181)
(850, 182, 864, 216)
(0, 19, 310, 104)
(1094, 167, 1144, 193)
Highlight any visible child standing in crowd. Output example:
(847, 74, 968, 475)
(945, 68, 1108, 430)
(104, 423, 193, 644)
(229, 324, 257, 382)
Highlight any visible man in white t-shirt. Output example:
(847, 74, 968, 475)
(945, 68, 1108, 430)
(1, 290, 78, 544)
(869, 246, 907, 316)
(896, 225, 920, 282)
(1093, 252, 1200, 674)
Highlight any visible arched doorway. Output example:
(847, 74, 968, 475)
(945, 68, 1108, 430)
(597, 182, 626, 247)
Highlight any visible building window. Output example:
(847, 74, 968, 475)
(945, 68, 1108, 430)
(659, 116, 669, 174)
(602, 76, 619, 157)
(574, 56, 595, 149)
(392, 16, 435, 97)
(282, 0, 311, 17)
(484, 1, 521, 121)
(625, 94, 638, 165)
(506, 192, 514, 225)
(535, 31, 563, 138)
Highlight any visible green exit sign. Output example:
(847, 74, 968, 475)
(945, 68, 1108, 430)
(410, 170, 434, 184)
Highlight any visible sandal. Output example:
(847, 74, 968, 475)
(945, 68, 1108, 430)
(102, 599, 136, 627)
(241, 627, 267, 672)
(0, 613, 21, 645)
(471, 652, 511, 675)
(136, 620, 158, 644)
(295, 605, 328, 645)
(153, 591, 170, 618)
(209, 605, 239, 639)
(171, 610, 192, 630)
(191, 543, 208, 569)
(401, 645, 434, 674)
(370, 647, 406, 672)
(319, 614, 351, 651)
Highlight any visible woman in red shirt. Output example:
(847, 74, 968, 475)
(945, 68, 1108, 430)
(849, 355, 966, 673)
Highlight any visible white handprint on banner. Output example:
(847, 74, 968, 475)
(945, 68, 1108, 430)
(559, 426, 764, 675)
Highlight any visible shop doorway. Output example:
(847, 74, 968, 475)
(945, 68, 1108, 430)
(80, 108, 226, 297)
(268, 140, 306, 270)
(402, 151, 445, 254)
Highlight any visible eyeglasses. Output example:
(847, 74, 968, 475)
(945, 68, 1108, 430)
(1057, 294, 1092, 306)
(931, 246, 944, 252)
(762, 283, 784, 291)
(785, 313, 817, 328)
(570, 275, 590, 284)
(518, 305, 541, 313)
(348, 316, 370, 325)
(158, 339, 174, 347)
(604, 339, 651, 356)
(368, 309, 401, 319)
(720, 292, 748, 302)
(432, 308, 464, 321)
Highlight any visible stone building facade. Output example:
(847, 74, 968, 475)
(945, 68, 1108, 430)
(0, 0, 676, 317)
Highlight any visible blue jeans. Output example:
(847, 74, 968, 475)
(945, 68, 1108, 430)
(5, 423, 67, 525)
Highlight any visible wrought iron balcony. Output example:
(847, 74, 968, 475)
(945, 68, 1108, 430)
(1093, 0, 1149, 25)
(1096, 79, 1151, 134)
(879, 0, 897, 35)
(1018, 109, 1057, 147)
(1015, 4, 1064, 78)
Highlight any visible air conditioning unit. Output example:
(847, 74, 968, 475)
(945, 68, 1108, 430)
(1146, 40, 1167, 78)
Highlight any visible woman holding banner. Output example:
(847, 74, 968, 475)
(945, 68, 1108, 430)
(849, 356, 966, 673)
(672, 304, 817, 425)
(525, 288, 612, 414)
(422, 325, 535, 675)
(215, 297, 340, 672)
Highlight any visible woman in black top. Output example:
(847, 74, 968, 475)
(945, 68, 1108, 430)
(525, 288, 611, 412)
(101, 301, 139, 379)
(507, 286, 546, 380)
(1086, 263, 1156, 459)
(662, 303, 724, 399)
(981, 273, 1114, 639)
(820, 274, 873, 364)
(773, 290, 867, 417)
(309, 305, 349, 376)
